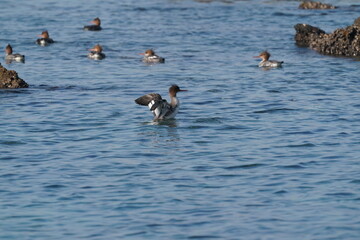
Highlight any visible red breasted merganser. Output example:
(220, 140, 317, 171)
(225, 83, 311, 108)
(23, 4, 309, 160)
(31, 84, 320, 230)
(83, 17, 102, 31)
(254, 51, 283, 68)
(135, 85, 187, 120)
(5, 44, 25, 63)
(140, 49, 165, 63)
(36, 31, 54, 46)
(88, 44, 106, 60)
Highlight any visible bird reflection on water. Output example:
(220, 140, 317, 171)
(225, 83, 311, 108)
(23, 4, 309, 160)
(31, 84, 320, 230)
(139, 119, 180, 149)
(145, 119, 178, 128)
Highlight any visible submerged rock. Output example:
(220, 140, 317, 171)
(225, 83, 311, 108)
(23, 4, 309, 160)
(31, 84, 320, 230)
(299, 1, 336, 9)
(0, 65, 29, 89)
(294, 18, 360, 56)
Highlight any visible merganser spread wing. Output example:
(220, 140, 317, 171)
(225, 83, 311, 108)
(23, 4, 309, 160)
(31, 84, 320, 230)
(135, 93, 172, 120)
(135, 93, 163, 106)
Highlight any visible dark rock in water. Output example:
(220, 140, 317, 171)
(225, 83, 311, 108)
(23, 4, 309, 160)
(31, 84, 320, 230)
(294, 19, 360, 56)
(0, 65, 29, 89)
(299, 1, 336, 9)
(294, 23, 325, 47)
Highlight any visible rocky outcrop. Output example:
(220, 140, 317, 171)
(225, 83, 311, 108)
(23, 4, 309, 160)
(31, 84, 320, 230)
(354, 17, 360, 27)
(299, 1, 336, 9)
(294, 24, 325, 47)
(0, 65, 28, 89)
(294, 18, 360, 56)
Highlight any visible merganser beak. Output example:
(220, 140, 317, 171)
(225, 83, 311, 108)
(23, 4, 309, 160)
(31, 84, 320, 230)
(179, 89, 188, 92)
(253, 56, 261, 58)
(139, 53, 145, 55)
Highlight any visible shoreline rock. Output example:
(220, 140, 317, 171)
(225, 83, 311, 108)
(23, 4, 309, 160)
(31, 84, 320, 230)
(294, 17, 360, 56)
(0, 65, 29, 89)
(299, 1, 336, 10)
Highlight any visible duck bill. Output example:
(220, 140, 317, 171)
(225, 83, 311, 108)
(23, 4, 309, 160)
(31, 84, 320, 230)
(253, 56, 261, 58)
(89, 48, 96, 52)
(139, 53, 145, 55)
(179, 89, 188, 92)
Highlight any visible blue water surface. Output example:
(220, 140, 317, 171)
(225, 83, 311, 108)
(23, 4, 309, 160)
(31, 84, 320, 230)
(1, 0, 360, 239)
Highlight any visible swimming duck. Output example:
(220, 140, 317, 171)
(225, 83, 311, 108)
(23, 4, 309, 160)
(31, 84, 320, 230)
(88, 44, 106, 60)
(83, 17, 102, 31)
(36, 31, 54, 46)
(5, 44, 25, 63)
(135, 85, 187, 120)
(254, 51, 283, 68)
(140, 49, 165, 63)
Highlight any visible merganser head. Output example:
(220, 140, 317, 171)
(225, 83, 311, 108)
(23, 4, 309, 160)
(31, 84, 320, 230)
(5, 44, 12, 55)
(254, 51, 270, 61)
(144, 49, 155, 57)
(91, 17, 101, 26)
(38, 31, 50, 39)
(89, 44, 103, 53)
(169, 85, 187, 97)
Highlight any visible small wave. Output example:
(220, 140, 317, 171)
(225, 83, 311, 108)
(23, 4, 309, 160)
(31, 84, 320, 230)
(212, 174, 242, 178)
(278, 164, 305, 169)
(326, 192, 355, 197)
(253, 108, 295, 114)
(0, 89, 30, 94)
(0, 156, 17, 160)
(0, 173, 17, 178)
(285, 143, 316, 148)
(187, 125, 211, 129)
(123, 231, 147, 237)
(133, 7, 189, 12)
(272, 12, 295, 17)
(285, 131, 314, 135)
(244, 204, 267, 207)
(194, 117, 223, 123)
(220, 125, 248, 130)
(207, 89, 224, 93)
(0, 140, 26, 145)
(225, 163, 265, 169)
(44, 184, 66, 189)
(188, 235, 222, 239)
(267, 89, 282, 93)
(274, 190, 287, 194)
(35, 84, 121, 92)
(350, 179, 360, 184)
